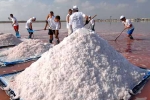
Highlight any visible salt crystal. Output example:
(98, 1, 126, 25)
(0, 33, 21, 46)
(10, 28, 146, 100)
(0, 39, 52, 62)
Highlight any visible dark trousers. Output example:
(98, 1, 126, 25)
(90, 24, 95, 31)
(27, 29, 33, 39)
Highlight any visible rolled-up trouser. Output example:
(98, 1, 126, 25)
(27, 28, 33, 39)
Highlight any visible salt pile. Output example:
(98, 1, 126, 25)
(0, 32, 4, 35)
(0, 39, 52, 62)
(10, 28, 146, 100)
(0, 33, 21, 47)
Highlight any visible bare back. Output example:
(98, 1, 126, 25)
(46, 14, 52, 20)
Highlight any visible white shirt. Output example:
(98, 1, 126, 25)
(69, 12, 86, 32)
(54, 21, 60, 30)
(11, 17, 18, 26)
(25, 18, 33, 29)
(66, 14, 70, 29)
(90, 19, 95, 26)
(122, 19, 134, 30)
(47, 16, 60, 30)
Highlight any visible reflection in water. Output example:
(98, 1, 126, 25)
(134, 97, 147, 100)
(125, 39, 134, 53)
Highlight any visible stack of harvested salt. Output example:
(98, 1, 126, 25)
(0, 33, 21, 47)
(0, 32, 4, 35)
(10, 28, 146, 100)
(0, 39, 52, 62)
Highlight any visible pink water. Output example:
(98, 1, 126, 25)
(0, 22, 150, 100)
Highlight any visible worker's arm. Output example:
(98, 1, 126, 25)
(69, 25, 73, 34)
(29, 23, 32, 29)
(55, 22, 60, 38)
(85, 15, 88, 21)
(55, 30, 59, 38)
(12, 19, 16, 26)
(46, 14, 49, 20)
(59, 21, 61, 29)
(123, 23, 127, 30)
(124, 24, 132, 30)
(84, 15, 89, 25)
(69, 16, 73, 34)
(44, 21, 48, 30)
(126, 24, 132, 29)
(67, 15, 70, 23)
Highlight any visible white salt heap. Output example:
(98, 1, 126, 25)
(0, 39, 52, 62)
(0, 33, 21, 46)
(10, 28, 146, 100)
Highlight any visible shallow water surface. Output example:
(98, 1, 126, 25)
(0, 22, 150, 100)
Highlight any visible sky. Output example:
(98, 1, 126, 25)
(0, 0, 150, 21)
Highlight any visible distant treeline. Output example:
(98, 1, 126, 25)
(96, 18, 150, 22)
(0, 18, 150, 23)
(0, 20, 66, 23)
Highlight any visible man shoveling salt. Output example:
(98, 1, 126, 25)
(120, 15, 134, 40)
(8, 14, 21, 38)
(25, 17, 36, 39)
